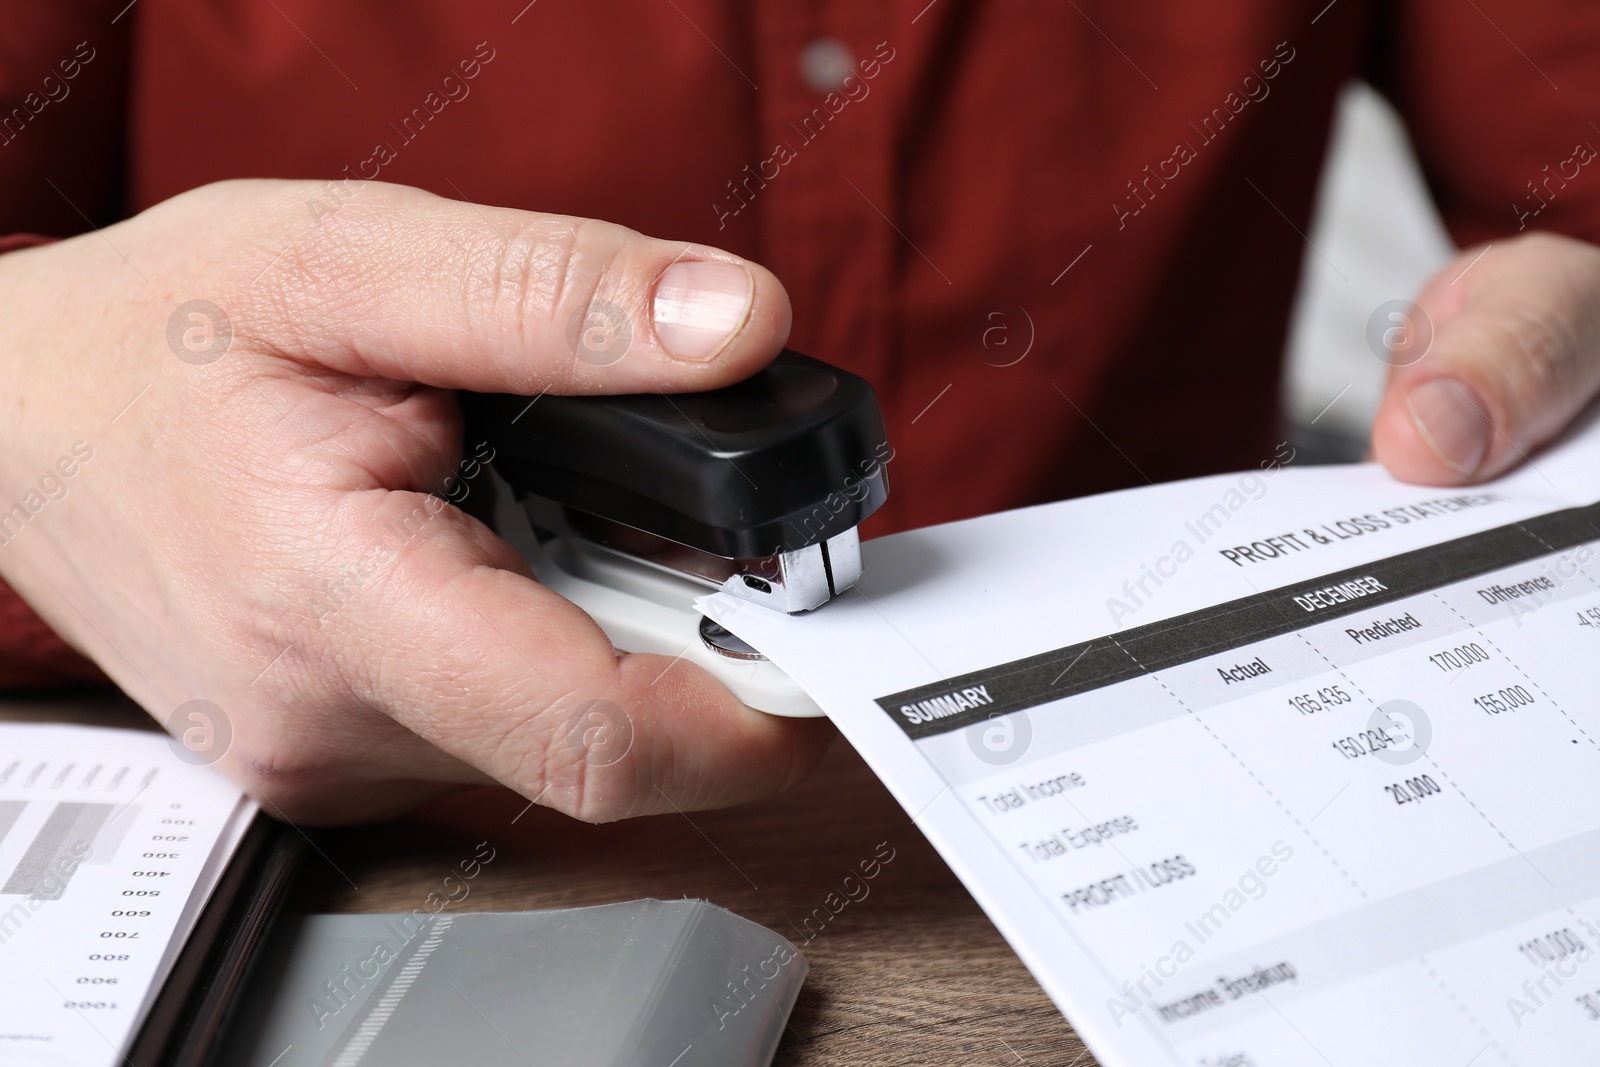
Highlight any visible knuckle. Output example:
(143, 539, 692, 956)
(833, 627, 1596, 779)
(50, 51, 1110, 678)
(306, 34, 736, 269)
(489, 218, 583, 316)
(494, 216, 585, 307)
(491, 694, 646, 824)
(1502, 304, 1581, 403)
(474, 217, 628, 390)
(537, 762, 646, 825)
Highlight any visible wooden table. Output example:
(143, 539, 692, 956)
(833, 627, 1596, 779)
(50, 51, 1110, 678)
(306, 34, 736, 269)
(5, 693, 1097, 1066)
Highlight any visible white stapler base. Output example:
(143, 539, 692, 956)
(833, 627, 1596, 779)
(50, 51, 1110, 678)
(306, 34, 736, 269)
(491, 479, 824, 718)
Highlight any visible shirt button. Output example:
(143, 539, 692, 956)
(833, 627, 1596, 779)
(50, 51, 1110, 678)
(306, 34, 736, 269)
(799, 38, 856, 94)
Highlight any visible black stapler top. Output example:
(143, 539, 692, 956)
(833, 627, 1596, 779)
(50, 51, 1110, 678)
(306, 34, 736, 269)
(463, 350, 891, 613)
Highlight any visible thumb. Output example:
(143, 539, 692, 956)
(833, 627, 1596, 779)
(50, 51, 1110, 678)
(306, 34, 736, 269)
(1371, 233, 1600, 484)
(192, 179, 791, 393)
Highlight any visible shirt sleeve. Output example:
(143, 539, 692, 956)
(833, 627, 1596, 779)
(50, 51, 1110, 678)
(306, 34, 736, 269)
(1373, 0, 1600, 247)
(0, 5, 130, 235)
(0, 575, 105, 688)
(0, 233, 55, 254)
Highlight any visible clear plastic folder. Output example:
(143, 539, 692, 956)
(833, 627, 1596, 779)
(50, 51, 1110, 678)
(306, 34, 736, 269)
(216, 900, 807, 1067)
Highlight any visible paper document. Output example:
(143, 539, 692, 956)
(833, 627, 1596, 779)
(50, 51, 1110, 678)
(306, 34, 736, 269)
(0, 722, 252, 1065)
(707, 414, 1600, 1066)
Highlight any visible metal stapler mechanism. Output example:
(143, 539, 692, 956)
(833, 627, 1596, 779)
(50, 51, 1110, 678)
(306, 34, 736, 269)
(463, 350, 891, 716)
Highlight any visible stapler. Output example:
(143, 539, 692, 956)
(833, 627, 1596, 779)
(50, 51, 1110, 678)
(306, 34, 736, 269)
(462, 350, 891, 716)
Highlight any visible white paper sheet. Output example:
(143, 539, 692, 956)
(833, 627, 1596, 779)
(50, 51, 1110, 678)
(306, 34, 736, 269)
(0, 723, 252, 1065)
(706, 413, 1600, 1066)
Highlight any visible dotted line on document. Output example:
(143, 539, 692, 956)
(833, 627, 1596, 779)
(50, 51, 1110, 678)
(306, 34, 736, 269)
(1108, 636, 1369, 901)
(1421, 956, 1517, 1067)
(1290, 623, 1539, 889)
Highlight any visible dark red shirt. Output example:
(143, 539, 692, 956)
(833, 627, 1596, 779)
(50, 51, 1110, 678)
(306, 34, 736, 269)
(3, 0, 1599, 684)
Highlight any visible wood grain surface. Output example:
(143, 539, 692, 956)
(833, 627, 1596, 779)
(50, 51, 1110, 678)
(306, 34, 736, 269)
(4, 692, 1098, 1066)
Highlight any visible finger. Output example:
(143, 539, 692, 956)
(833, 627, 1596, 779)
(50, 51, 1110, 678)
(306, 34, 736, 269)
(1371, 233, 1600, 484)
(195, 179, 792, 394)
(316, 488, 832, 822)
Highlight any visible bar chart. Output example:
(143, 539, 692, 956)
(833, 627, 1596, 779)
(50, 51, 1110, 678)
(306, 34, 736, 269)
(0, 724, 250, 1067)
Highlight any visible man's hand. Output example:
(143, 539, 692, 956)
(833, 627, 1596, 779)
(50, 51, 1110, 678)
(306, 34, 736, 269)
(0, 179, 830, 824)
(1373, 232, 1600, 483)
